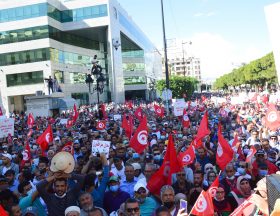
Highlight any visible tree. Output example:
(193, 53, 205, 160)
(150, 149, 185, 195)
(156, 76, 198, 99)
(214, 52, 277, 90)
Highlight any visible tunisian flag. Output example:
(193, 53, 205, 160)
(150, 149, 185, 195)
(207, 175, 220, 198)
(100, 104, 108, 119)
(96, 120, 106, 130)
(216, 124, 234, 170)
(147, 134, 180, 195)
(72, 104, 79, 123)
(182, 109, 190, 128)
(27, 113, 35, 128)
(134, 107, 143, 121)
(190, 190, 214, 216)
(129, 116, 147, 153)
(20, 142, 31, 167)
(193, 111, 210, 148)
(177, 144, 195, 168)
(154, 104, 164, 118)
(62, 142, 74, 155)
(264, 104, 280, 131)
(36, 125, 53, 152)
(245, 146, 257, 163)
(122, 114, 133, 138)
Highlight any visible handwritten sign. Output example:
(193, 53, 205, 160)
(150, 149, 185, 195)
(91, 140, 111, 158)
(173, 100, 186, 116)
(113, 114, 122, 121)
(0, 118, 15, 138)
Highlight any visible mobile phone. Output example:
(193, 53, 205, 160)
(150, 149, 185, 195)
(180, 199, 188, 211)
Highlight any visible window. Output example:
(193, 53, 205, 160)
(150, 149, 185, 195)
(124, 76, 146, 85)
(6, 71, 44, 87)
(69, 72, 86, 84)
(71, 93, 89, 105)
(54, 70, 64, 83)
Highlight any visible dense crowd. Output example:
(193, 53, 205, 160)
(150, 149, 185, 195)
(0, 91, 280, 216)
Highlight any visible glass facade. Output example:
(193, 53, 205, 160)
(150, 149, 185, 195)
(0, 48, 49, 66)
(71, 93, 89, 105)
(6, 71, 44, 87)
(54, 70, 64, 83)
(0, 25, 99, 50)
(123, 63, 145, 72)
(69, 72, 86, 84)
(0, 3, 108, 23)
(124, 76, 146, 85)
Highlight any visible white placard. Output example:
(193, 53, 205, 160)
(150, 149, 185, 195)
(60, 119, 68, 125)
(113, 114, 122, 121)
(173, 100, 186, 116)
(231, 96, 245, 105)
(0, 118, 15, 138)
(91, 140, 111, 158)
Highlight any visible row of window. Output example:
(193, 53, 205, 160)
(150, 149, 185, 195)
(0, 25, 99, 50)
(0, 48, 49, 66)
(6, 71, 44, 87)
(0, 3, 108, 23)
(0, 48, 95, 67)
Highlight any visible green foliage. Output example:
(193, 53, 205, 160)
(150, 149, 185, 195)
(214, 52, 277, 89)
(156, 76, 198, 99)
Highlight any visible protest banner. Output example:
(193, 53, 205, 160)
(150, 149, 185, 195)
(91, 140, 111, 158)
(0, 118, 15, 138)
(113, 114, 122, 121)
(60, 119, 68, 125)
(173, 100, 186, 116)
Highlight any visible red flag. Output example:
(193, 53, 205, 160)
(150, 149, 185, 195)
(182, 109, 190, 128)
(129, 116, 147, 153)
(264, 104, 280, 131)
(0, 205, 8, 216)
(36, 125, 53, 152)
(27, 129, 33, 138)
(100, 104, 107, 119)
(125, 100, 133, 109)
(66, 119, 74, 128)
(231, 134, 239, 148)
(207, 175, 219, 198)
(20, 142, 31, 167)
(147, 134, 180, 195)
(96, 120, 106, 130)
(190, 190, 214, 216)
(245, 146, 257, 163)
(122, 114, 133, 138)
(178, 144, 195, 168)
(154, 104, 164, 118)
(0, 107, 3, 116)
(134, 107, 143, 121)
(62, 142, 74, 155)
(7, 134, 12, 144)
(229, 196, 255, 216)
(216, 124, 234, 170)
(193, 111, 210, 148)
(73, 104, 79, 123)
(27, 113, 35, 128)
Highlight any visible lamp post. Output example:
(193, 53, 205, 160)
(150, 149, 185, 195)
(85, 57, 106, 104)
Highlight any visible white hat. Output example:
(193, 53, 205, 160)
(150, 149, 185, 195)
(50, 151, 75, 174)
(131, 163, 141, 170)
(150, 139, 157, 146)
(65, 206, 80, 216)
(2, 153, 12, 161)
(134, 182, 147, 192)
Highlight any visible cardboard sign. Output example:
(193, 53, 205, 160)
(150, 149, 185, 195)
(113, 114, 122, 121)
(60, 119, 68, 125)
(173, 100, 186, 116)
(0, 118, 15, 138)
(91, 140, 111, 158)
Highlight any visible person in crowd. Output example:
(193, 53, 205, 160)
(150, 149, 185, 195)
(110, 157, 126, 183)
(133, 183, 156, 216)
(156, 185, 178, 216)
(44, 76, 54, 95)
(0, 153, 19, 176)
(65, 206, 80, 216)
(103, 176, 130, 214)
(172, 169, 192, 196)
(124, 198, 140, 216)
(213, 185, 234, 215)
(220, 163, 237, 195)
(120, 164, 137, 197)
(188, 171, 203, 207)
(36, 172, 84, 216)
(78, 192, 107, 216)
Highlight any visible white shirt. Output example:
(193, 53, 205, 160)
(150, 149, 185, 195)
(111, 166, 126, 183)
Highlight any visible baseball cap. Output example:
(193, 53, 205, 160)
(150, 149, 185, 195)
(109, 175, 120, 182)
(255, 149, 265, 156)
(23, 206, 38, 216)
(131, 163, 141, 170)
(134, 182, 147, 192)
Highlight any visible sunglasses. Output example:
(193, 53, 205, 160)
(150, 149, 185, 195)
(126, 207, 140, 213)
(177, 173, 186, 176)
(206, 167, 213, 170)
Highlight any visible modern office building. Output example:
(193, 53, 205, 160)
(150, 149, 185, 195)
(0, 0, 162, 113)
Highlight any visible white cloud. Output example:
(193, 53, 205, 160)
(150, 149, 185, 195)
(194, 12, 204, 17)
(206, 11, 216, 17)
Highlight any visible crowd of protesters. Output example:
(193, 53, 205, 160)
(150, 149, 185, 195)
(0, 90, 280, 216)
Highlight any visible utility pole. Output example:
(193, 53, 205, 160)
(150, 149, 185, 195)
(160, 0, 169, 90)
